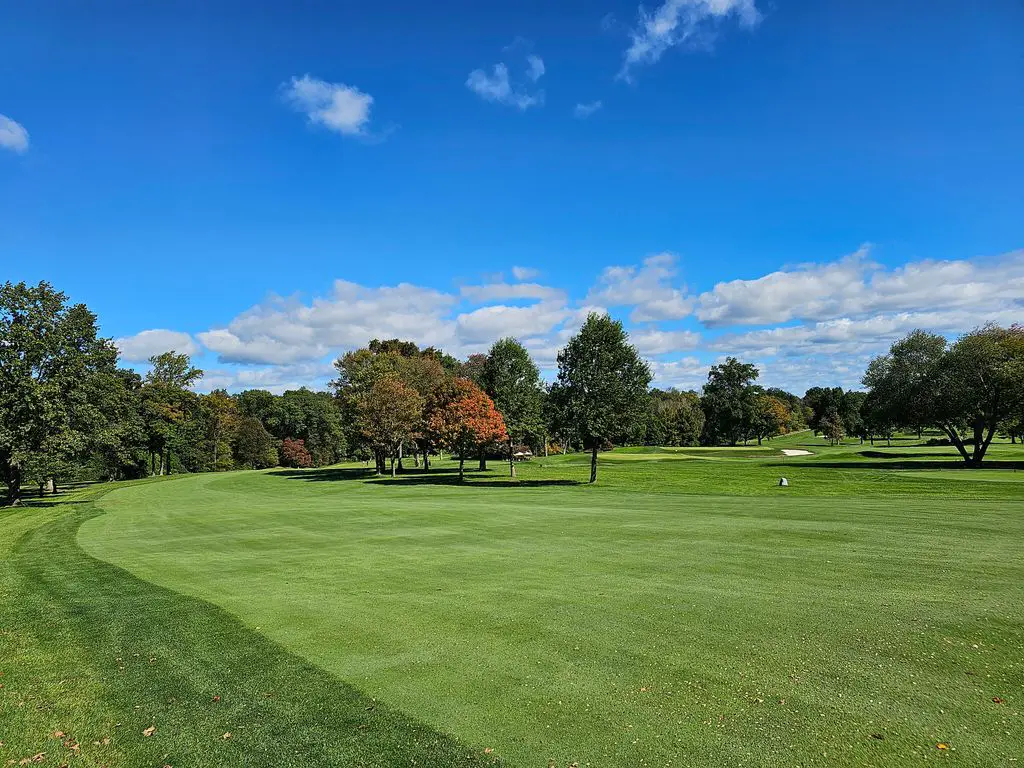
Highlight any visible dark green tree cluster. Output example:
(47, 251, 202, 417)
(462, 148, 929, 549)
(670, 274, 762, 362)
(803, 386, 868, 445)
(637, 389, 705, 446)
(863, 325, 1024, 465)
(699, 359, 801, 446)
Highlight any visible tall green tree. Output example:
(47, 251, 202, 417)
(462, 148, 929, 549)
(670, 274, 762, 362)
(0, 281, 120, 503)
(701, 358, 759, 446)
(863, 326, 1024, 465)
(551, 314, 652, 483)
(481, 338, 543, 478)
(141, 351, 204, 475)
(232, 416, 279, 469)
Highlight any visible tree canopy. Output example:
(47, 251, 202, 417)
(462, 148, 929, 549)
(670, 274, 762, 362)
(551, 313, 651, 483)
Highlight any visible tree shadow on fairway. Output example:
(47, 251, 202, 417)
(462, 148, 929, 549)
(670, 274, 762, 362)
(800, 459, 1024, 471)
(5, 504, 499, 768)
(367, 473, 581, 488)
(270, 465, 581, 488)
(268, 466, 377, 482)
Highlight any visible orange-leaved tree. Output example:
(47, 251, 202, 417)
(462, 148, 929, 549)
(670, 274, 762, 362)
(426, 378, 507, 482)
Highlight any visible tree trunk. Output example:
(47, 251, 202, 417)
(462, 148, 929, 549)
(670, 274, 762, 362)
(479, 449, 487, 471)
(374, 448, 385, 475)
(972, 419, 997, 467)
(390, 455, 396, 478)
(509, 437, 516, 478)
(423, 444, 430, 471)
(757, 435, 763, 445)
(589, 444, 598, 484)
(413, 449, 419, 468)
(5, 467, 22, 505)
(458, 454, 465, 482)
(397, 442, 404, 473)
(941, 424, 972, 464)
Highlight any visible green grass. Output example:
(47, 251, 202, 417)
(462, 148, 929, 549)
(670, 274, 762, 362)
(3, 440, 1024, 767)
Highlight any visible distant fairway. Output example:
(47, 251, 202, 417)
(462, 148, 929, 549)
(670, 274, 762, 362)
(4, 437, 1023, 767)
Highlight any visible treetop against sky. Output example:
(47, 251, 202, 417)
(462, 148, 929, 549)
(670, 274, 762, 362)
(2, 1, 1021, 394)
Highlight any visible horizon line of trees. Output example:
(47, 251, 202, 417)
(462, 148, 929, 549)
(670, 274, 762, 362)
(3, 280, 1022, 503)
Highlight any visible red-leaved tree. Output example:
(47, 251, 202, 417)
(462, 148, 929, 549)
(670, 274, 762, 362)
(427, 378, 507, 482)
(279, 437, 313, 468)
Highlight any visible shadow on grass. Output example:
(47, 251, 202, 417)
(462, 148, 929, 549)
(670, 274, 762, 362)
(5, 503, 499, 768)
(368, 475, 581, 488)
(801, 460, 1024, 471)
(270, 465, 580, 488)
(269, 466, 378, 482)
(858, 450, 961, 460)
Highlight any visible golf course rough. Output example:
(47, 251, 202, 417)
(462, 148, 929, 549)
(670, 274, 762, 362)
(5, 435, 1024, 767)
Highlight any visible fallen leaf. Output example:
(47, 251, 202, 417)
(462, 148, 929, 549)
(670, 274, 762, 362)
(221, 732, 231, 740)
(212, 695, 221, 703)
(936, 743, 949, 750)
(870, 733, 885, 740)
(483, 748, 493, 754)
(142, 726, 156, 737)
(992, 696, 1006, 704)
(51, 732, 65, 739)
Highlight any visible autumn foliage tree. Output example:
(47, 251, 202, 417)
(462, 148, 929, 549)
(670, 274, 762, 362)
(279, 438, 313, 468)
(427, 378, 507, 482)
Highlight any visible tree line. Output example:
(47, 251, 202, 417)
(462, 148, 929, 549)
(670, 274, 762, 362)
(2, 280, 1022, 503)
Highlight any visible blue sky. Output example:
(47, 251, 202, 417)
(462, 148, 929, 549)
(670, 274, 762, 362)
(2, 0, 1022, 393)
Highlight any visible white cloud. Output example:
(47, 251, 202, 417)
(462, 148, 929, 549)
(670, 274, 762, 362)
(460, 282, 565, 303)
(697, 247, 1024, 327)
(588, 252, 693, 322)
(283, 74, 374, 136)
(630, 328, 701, 356)
(648, 357, 708, 390)
(199, 281, 457, 365)
(574, 101, 603, 118)
(455, 302, 570, 345)
(199, 363, 336, 395)
(708, 307, 1024, 360)
(526, 55, 546, 81)
(0, 114, 29, 153)
(467, 52, 545, 110)
(512, 265, 540, 281)
(619, 0, 761, 81)
(115, 329, 199, 362)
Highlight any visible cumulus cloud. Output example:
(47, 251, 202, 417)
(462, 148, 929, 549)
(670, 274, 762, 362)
(630, 328, 701, 356)
(198, 281, 457, 365)
(283, 74, 374, 136)
(574, 101, 603, 119)
(648, 357, 708, 390)
(697, 247, 1024, 327)
(709, 307, 1024, 360)
(619, 0, 761, 81)
(467, 50, 545, 110)
(199, 363, 336, 395)
(0, 114, 29, 153)
(460, 282, 565, 303)
(455, 302, 570, 344)
(588, 252, 693, 322)
(115, 329, 199, 362)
